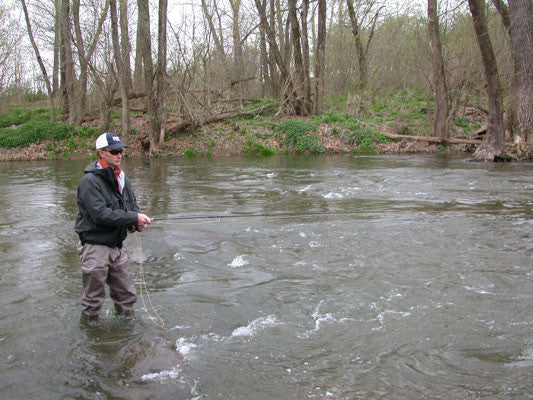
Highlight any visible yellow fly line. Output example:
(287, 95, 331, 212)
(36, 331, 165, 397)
(136, 234, 165, 328)
(153, 207, 530, 226)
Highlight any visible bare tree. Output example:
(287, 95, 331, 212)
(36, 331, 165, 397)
(508, 0, 533, 145)
(288, 0, 307, 114)
(314, 0, 326, 113)
(20, 0, 56, 120)
(156, 0, 168, 145)
(468, 0, 505, 160)
(345, 0, 382, 90)
(72, 0, 109, 126)
(58, 0, 76, 125)
(428, 0, 449, 142)
(201, 0, 226, 57)
(110, 0, 130, 141)
(137, 0, 168, 154)
(300, 0, 312, 112)
(255, 0, 292, 98)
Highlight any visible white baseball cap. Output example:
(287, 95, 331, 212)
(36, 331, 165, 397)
(95, 132, 128, 150)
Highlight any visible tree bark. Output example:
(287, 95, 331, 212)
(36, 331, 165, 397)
(508, 0, 533, 144)
(300, 0, 312, 113)
(20, 0, 57, 120)
(229, 0, 243, 68)
(133, 2, 144, 92)
(110, 0, 130, 141)
(428, 0, 449, 142)
(468, 0, 505, 161)
(53, 0, 60, 95)
(119, 0, 133, 93)
(314, 0, 326, 114)
(201, 0, 225, 57)
(346, 0, 367, 89)
(137, 0, 158, 151)
(156, 0, 168, 146)
(59, 0, 76, 125)
(71, 0, 86, 126)
(72, 0, 109, 127)
(255, 0, 291, 93)
(288, 0, 305, 115)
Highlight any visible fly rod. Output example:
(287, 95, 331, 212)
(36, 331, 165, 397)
(154, 207, 530, 222)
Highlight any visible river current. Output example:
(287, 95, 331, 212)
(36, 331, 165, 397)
(0, 155, 531, 399)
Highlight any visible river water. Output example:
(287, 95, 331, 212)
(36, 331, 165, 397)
(0, 155, 531, 399)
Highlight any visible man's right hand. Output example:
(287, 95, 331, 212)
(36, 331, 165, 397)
(137, 213, 154, 232)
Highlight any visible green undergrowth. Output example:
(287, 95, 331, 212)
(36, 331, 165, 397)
(0, 108, 99, 149)
(277, 120, 323, 154)
(0, 89, 488, 158)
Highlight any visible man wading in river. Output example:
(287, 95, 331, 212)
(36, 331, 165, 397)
(75, 132, 153, 324)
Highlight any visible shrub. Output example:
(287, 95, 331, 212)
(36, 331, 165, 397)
(0, 108, 50, 128)
(243, 134, 276, 156)
(278, 119, 323, 154)
(0, 119, 97, 148)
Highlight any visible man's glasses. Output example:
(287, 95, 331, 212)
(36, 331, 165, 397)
(104, 149, 123, 155)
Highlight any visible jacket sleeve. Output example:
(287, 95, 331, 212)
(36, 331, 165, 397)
(78, 175, 138, 227)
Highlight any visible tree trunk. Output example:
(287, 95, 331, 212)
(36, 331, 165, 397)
(259, 24, 269, 97)
(110, 0, 130, 142)
(72, 0, 87, 126)
(119, 0, 132, 139)
(268, 0, 280, 96)
(346, 0, 367, 90)
(156, 0, 168, 147)
(137, 0, 158, 152)
(492, 0, 518, 142)
(468, 0, 505, 161)
(254, 0, 291, 93)
(300, 0, 312, 113)
(133, 3, 144, 92)
(428, 0, 449, 142)
(119, 0, 133, 93)
(314, 0, 326, 114)
(201, 0, 225, 57)
(20, 0, 57, 120)
(508, 0, 533, 144)
(288, 0, 305, 115)
(229, 0, 243, 70)
(59, 0, 76, 125)
(53, 0, 60, 95)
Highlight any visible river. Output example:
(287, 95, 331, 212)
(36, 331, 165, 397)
(0, 155, 531, 399)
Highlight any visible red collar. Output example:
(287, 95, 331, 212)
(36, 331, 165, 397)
(99, 158, 122, 180)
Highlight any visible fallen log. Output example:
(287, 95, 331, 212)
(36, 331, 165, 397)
(380, 132, 482, 145)
(165, 102, 280, 137)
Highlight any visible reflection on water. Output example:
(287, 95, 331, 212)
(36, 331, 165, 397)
(0, 155, 532, 399)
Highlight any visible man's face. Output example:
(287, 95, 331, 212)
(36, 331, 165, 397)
(98, 148, 123, 168)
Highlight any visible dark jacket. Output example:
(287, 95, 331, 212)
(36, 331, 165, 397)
(75, 161, 139, 248)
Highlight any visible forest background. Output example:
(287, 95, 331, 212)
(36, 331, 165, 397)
(0, 0, 531, 161)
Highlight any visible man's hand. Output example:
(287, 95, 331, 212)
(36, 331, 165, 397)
(137, 213, 154, 232)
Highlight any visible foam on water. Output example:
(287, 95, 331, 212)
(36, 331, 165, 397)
(298, 301, 353, 338)
(324, 192, 344, 199)
(141, 366, 181, 382)
(229, 255, 249, 268)
(176, 337, 197, 358)
(231, 315, 283, 337)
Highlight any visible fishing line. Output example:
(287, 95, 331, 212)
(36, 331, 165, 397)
(136, 234, 165, 328)
(135, 206, 529, 325)
(154, 207, 530, 226)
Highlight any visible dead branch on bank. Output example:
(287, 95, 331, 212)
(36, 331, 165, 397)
(138, 102, 280, 145)
(380, 131, 482, 144)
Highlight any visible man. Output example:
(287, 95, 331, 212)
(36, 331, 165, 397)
(75, 132, 153, 323)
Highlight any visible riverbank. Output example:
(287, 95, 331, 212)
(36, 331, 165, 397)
(1, 95, 530, 161)
(0, 117, 479, 162)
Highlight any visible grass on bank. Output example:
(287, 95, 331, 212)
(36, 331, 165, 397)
(0, 89, 483, 159)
